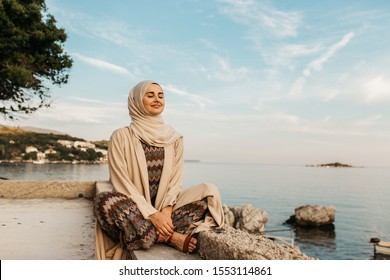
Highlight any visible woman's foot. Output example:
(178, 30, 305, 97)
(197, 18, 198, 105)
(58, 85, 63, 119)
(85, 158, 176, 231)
(169, 232, 197, 253)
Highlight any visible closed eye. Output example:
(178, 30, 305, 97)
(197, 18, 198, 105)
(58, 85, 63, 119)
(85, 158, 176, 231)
(145, 92, 164, 98)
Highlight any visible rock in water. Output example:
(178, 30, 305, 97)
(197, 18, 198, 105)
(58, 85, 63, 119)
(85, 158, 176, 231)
(294, 205, 335, 227)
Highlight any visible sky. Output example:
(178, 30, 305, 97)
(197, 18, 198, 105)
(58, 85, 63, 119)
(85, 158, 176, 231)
(2, 0, 390, 166)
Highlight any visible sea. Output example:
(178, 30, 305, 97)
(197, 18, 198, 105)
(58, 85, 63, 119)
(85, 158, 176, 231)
(1, 161, 389, 260)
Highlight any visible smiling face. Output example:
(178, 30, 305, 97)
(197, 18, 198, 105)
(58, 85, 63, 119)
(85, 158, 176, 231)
(142, 83, 165, 116)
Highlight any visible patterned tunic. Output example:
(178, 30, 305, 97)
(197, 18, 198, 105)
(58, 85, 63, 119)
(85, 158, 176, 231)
(140, 141, 164, 206)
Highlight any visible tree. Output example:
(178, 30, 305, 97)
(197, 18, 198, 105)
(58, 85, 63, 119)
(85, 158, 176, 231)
(23, 151, 37, 160)
(0, 0, 72, 119)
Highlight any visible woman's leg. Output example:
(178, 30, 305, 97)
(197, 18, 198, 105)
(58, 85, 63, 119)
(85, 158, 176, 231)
(169, 198, 209, 252)
(171, 197, 208, 233)
(93, 192, 157, 250)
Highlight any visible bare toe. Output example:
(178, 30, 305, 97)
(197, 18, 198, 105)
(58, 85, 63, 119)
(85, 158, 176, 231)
(187, 238, 197, 252)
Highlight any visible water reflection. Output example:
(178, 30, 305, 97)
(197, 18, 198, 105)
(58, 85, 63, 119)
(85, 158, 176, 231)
(293, 226, 336, 249)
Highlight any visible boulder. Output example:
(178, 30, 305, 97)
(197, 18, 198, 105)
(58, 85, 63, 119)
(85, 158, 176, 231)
(222, 205, 235, 226)
(223, 204, 268, 233)
(288, 205, 335, 228)
(198, 225, 315, 260)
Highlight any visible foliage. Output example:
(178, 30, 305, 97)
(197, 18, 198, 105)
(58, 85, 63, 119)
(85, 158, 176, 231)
(0, 0, 72, 119)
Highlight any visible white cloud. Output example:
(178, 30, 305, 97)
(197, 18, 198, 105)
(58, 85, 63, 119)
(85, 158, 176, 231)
(290, 32, 355, 97)
(267, 112, 300, 124)
(199, 38, 218, 51)
(304, 139, 336, 146)
(303, 32, 355, 77)
(321, 89, 340, 102)
(50, 8, 142, 49)
(290, 77, 306, 98)
(36, 101, 122, 125)
(69, 97, 106, 104)
(88, 21, 139, 48)
(289, 124, 366, 137)
(218, 0, 302, 37)
(73, 53, 131, 76)
(259, 8, 301, 37)
(355, 115, 381, 126)
(54, 9, 185, 65)
(262, 43, 322, 68)
(163, 84, 215, 110)
(6, 97, 129, 140)
(362, 75, 390, 103)
(208, 55, 248, 81)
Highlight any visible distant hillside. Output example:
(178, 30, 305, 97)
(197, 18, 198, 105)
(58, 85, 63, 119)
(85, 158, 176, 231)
(0, 125, 107, 163)
(0, 125, 107, 146)
(0, 125, 65, 135)
(18, 126, 65, 135)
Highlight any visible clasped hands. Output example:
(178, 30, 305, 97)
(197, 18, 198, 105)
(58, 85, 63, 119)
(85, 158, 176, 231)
(148, 206, 174, 241)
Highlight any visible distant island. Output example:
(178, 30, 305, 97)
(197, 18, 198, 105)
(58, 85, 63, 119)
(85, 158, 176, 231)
(306, 162, 362, 168)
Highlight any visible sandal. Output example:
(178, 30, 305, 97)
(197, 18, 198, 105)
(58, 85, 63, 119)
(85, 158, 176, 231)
(168, 232, 196, 253)
(182, 234, 193, 253)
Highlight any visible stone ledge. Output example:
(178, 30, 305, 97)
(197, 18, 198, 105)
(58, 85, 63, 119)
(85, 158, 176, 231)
(0, 180, 96, 199)
(95, 180, 113, 194)
(131, 244, 201, 260)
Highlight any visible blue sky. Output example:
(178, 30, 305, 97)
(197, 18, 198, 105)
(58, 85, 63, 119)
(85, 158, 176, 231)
(3, 0, 390, 166)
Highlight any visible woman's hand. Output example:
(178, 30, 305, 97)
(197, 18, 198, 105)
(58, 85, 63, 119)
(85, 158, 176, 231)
(161, 206, 173, 219)
(148, 210, 174, 237)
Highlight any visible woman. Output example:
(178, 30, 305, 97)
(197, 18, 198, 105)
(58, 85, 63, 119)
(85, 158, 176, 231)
(93, 80, 224, 259)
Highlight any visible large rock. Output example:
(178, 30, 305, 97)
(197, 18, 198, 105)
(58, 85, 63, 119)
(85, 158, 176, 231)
(198, 225, 315, 260)
(223, 204, 268, 233)
(291, 205, 335, 227)
(223, 205, 235, 226)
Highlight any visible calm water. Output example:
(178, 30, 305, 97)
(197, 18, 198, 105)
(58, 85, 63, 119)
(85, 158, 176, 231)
(1, 162, 389, 260)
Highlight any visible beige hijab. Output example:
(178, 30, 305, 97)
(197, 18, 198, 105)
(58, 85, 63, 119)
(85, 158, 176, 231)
(128, 80, 181, 147)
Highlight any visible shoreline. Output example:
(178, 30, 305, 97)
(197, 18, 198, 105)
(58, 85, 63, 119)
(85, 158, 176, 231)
(1, 159, 200, 165)
(0, 160, 107, 165)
